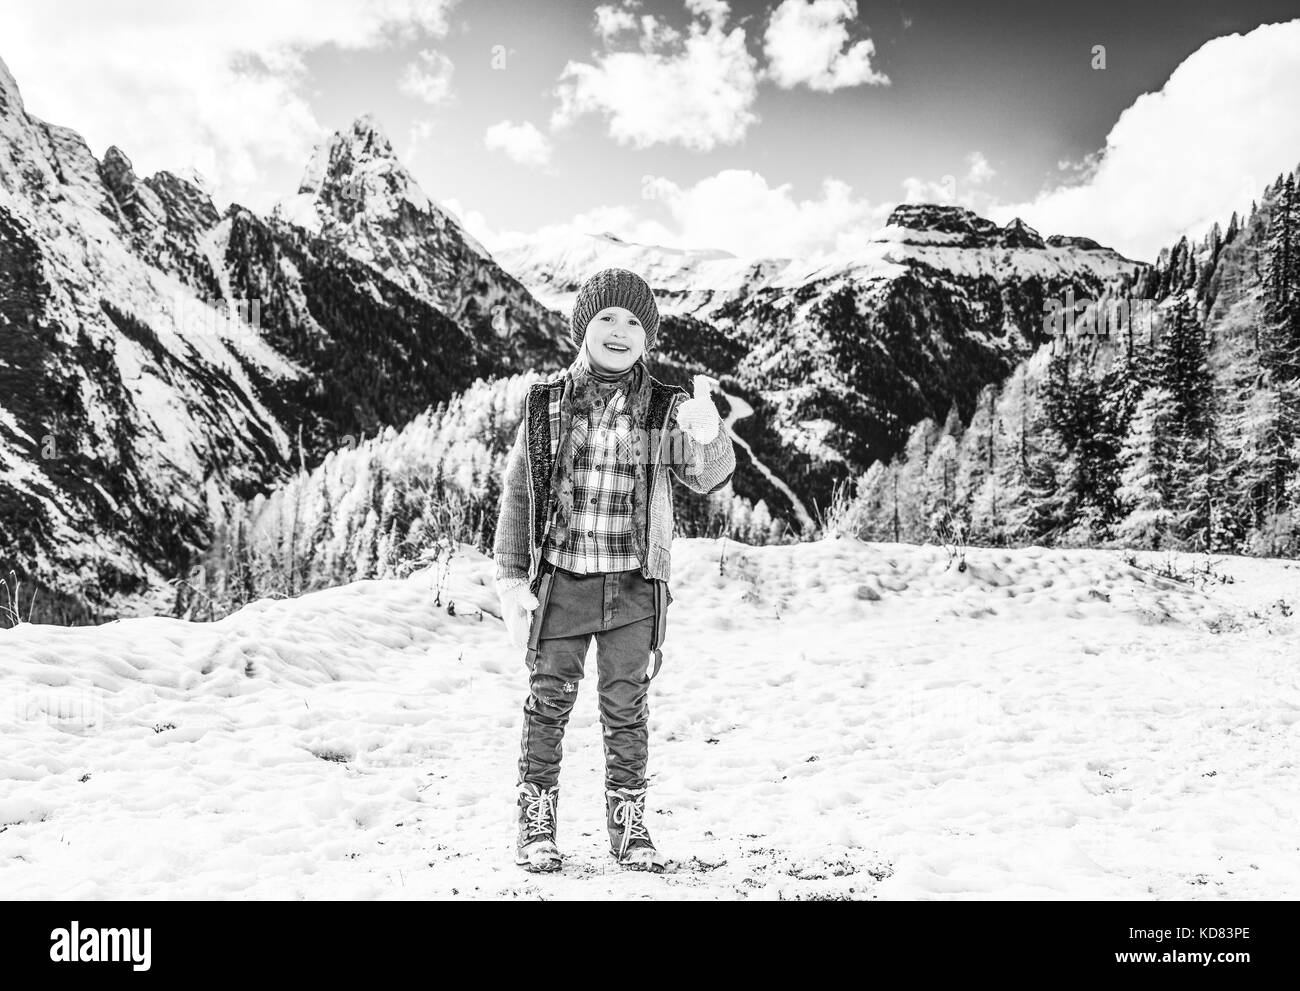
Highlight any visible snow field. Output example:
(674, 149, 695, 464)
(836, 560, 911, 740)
(2, 538, 1297, 899)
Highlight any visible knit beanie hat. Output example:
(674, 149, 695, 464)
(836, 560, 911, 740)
(569, 267, 660, 353)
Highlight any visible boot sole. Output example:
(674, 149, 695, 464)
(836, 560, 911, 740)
(610, 851, 667, 873)
(516, 852, 563, 872)
(519, 861, 563, 873)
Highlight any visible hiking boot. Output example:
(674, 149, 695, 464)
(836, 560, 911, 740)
(606, 786, 666, 872)
(515, 782, 562, 872)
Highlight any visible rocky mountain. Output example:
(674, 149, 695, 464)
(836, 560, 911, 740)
(0, 55, 566, 623)
(0, 46, 1149, 623)
(496, 204, 1145, 522)
(834, 163, 1300, 558)
(270, 115, 561, 370)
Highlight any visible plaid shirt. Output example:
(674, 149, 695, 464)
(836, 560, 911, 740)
(542, 387, 642, 574)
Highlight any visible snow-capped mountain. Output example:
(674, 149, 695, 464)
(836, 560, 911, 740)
(496, 205, 1139, 319)
(271, 115, 563, 369)
(498, 204, 1145, 521)
(0, 55, 564, 622)
(835, 164, 1300, 558)
(0, 56, 298, 621)
(0, 45, 1151, 623)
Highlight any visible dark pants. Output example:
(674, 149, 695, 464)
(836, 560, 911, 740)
(517, 564, 657, 792)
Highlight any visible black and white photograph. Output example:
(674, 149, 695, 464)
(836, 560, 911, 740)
(0, 0, 1297, 937)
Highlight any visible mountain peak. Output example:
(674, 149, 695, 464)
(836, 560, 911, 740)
(292, 113, 429, 219)
(1045, 233, 1105, 251)
(883, 203, 1049, 249)
(102, 144, 136, 175)
(99, 145, 140, 204)
(886, 203, 998, 237)
(347, 113, 393, 152)
(0, 53, 26, 117)
(1000, 216, 1045, 249)
(272, 111, 501, 299)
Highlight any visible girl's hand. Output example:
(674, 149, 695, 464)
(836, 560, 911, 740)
(675, 374, 721, 444)
(495, 577, 539, 648)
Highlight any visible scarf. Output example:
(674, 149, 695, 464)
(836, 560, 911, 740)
(548, 348, 653, 565)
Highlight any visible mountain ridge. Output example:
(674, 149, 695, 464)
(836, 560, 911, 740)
(0, 49, 1156, 621)
(0, 55, 564, 621)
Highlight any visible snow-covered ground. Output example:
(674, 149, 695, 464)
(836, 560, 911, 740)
(2, 538, 1298, 900)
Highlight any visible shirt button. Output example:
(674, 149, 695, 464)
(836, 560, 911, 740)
(590, 497, 597, 505)
(587, 530, 594, 537)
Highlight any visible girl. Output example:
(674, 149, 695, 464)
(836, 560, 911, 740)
(493, 267, 736, 872)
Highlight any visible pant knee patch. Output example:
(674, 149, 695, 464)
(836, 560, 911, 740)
(533, 673, 580, 710)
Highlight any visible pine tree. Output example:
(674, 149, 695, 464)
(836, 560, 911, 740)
(376, 484, 402, 577)
(286, 476, 304, 596)
(1245, 171, 1300, 552)
(923, 405, 963, 532)
(1262, 172, 1300, 377)
(1115, 387, 1178, 548)
(893, 418, 942, 541)
(841, 461, 890, 541)
(303, 484, 334, 592)
(352, 508, 380, 581)
(1196, 222, 1222, 301)
(1184, 408, 1227, 551)
(1107, 319, 1156, 432)
(1154, 295, 1209, 434)
(955, 385, 998, 538)
(985, 361, 1053, 543)
(1042, 347, 1120, 539)
(1225, 210, 1240, 246)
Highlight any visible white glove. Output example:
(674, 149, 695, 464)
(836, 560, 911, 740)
(496, 577, 539, 648)
(675, 374, 721, 444)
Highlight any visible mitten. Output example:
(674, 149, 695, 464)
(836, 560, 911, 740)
(675, 373, 721, 444)
(496, 576, 539, 648)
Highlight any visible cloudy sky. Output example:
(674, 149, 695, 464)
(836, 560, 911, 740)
(2, 0, 1298, 263)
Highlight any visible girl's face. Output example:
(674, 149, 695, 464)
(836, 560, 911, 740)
(583, 306, 646, 373)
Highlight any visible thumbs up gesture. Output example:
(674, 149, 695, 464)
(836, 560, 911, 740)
(675, 373, 721, 444)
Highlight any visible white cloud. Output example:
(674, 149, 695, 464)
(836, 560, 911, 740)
(900, 175, 956, 205)
(448, 199, 678, 258)
(484, 120, 553, 168)
(761, 0, 888, 91)
(899, 151, 996, 207)
(550, 0, 760, 151)
(0, 0, 457, 212)
(685, 0, 732, 31)
(439, 197, 498, 247)
(989, 18, 1300, 262)
(965, 151, 995, 185)
(639, 167, 889, 260)
(552, 0, 886, 151)
(455, 166, 889, 265)
(593, 3, 638, 41)
(399, 49, 456, 105)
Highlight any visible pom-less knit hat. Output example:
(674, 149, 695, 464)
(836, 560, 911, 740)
(569, 267, 660, 352)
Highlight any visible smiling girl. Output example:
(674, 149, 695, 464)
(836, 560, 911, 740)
(492, 267, 736, 873)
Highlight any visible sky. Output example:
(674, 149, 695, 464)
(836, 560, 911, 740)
(2, 0, 1298, 264)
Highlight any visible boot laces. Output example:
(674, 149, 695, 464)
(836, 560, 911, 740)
(609, 787, 651, 858)
(521, 786, 557, 839)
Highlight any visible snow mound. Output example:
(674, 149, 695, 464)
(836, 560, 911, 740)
(680, 539, 1234, 628)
